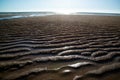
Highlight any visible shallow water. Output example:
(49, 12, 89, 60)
(0, 12, 55, 20)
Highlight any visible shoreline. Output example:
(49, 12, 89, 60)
(0, 12, 120, 20)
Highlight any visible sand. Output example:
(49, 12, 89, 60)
(0, 15, 120, 80)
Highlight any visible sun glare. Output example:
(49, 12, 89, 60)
(55, 10, 73, 15)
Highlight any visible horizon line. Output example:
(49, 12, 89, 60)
(0, 11, 120, 14)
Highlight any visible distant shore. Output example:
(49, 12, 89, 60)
(0, 12, 120, 20)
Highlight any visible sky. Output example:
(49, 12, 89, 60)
(0, 0, 120, 13)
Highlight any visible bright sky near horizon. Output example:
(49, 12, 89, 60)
(0, 0, 120, 13)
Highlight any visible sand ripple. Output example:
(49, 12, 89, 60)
(0, 15, 120, 80)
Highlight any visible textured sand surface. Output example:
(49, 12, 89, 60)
(0, 15, 120, 80)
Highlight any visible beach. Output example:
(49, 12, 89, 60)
(0, 15, 120, 80)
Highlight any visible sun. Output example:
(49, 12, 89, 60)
(55, 10, 73, 15)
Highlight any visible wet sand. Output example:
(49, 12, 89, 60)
(0, 15, 120, 80)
